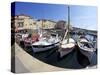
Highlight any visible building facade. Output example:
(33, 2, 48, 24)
(11, 15, 37, 30)
(11, 15, 56, 30)
(36, 19, 56, 29)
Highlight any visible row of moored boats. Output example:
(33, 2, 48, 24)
(15, 29, 96, 63)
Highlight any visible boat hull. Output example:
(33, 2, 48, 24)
(79, 48, 95, 62)
(32, 42, 59, 53)
(58, 38, 76, 58)
(58, 46, 75, 58)
(24, 41, 31, 47)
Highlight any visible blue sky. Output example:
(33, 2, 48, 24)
(70, 6, 97, 31)
(12, 2, 97, 30)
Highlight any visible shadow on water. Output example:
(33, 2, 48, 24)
(19, 43, 97, 69)
(76, 45, 90, 68)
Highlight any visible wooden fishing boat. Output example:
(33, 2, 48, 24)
(32, 34, 60, 53)
(58, 6, 76, 58)
(58, 38, 75, 57)
(77, 37, 96, 62)
(31, 19, 60, 53)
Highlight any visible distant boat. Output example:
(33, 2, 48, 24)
(15, 28, 30, 40)
(23, 34, 39, 47)
(77, 36, 96, 62)
(15, 28, 29, 45)
(58, 6, 76, 58)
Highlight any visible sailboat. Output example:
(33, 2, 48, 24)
(58, 6, 76, 58)
(77, 36, 96, 62)
(31, 20, 60, 53)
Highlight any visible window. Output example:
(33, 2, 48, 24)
(18, 22, 24, 27)
(18, 18, 24, 20)
(30, 24, 32, 25)
(33, 22, 36, 25)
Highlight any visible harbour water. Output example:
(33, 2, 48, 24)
(21, 44, 97, 69)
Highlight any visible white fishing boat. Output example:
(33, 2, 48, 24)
(58, 6, 76, 58)
(31, 19, 60, 53)
(31, 33, 60, 52)
(77, 37, 96, 62)
(58, 38, 75, 57)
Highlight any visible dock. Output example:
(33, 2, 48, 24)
(11, 43, 68, 73)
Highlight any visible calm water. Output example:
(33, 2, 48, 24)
(21, 44, 97, 69)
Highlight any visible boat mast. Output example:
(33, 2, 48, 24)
(61, 6, 70, 43)
(67, 6, 70, 43)
(42, 19, 44, 29)
(41, 19, 44, 36)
